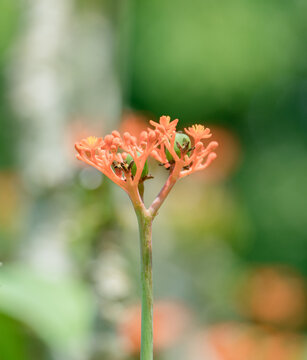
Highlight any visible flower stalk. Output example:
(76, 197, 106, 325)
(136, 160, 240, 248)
(75, 115, 218, 359)
(136, 207, 153, 359)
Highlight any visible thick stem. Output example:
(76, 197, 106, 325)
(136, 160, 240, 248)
(135, 207, 153, 360)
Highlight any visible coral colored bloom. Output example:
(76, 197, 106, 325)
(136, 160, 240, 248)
(75, 115, 218, 209)
(75, 130, 158, 200)
(79, 136, 103, 150)
(184, 124, 212, 143)
(149, 115, 178, 134)
(86, 136, 100, 147)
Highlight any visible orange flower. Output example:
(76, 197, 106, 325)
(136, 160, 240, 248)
(75, 115, 218, 209)
(149, 115, 178, 134)
(75, 130, 158, 198)
(79, 136, 103, 150)
(149, 118, 218, 179)
(184, 124, 212, 143)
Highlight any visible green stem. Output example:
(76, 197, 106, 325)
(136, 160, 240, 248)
(136, 207, 153, 360)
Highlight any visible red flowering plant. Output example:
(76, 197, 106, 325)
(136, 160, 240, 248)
(75, 115, 218, 360)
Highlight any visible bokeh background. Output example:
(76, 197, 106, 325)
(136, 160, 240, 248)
(1, 0, 307, 359)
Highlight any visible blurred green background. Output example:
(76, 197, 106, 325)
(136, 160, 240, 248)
(0, 0, 307, 359)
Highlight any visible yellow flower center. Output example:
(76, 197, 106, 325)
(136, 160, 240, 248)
(87, 136, 98, 147)
(192, 124, 205, 133)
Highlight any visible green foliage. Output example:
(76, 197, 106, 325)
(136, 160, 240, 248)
(0, 0, 20, 58)
(130, 0, 305, 120)
(0, 314, 27, 360)
(0, 0, 21, 169)
(0, 266, 94, 356)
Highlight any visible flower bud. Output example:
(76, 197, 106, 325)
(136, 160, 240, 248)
(148, 130, 157, 142)
(123, 132, 132, 141)
(112, 130, 121, 137)
(104, 134, 114, 146)
(112, 137, 121, 146)
(140, 131, 148, 141)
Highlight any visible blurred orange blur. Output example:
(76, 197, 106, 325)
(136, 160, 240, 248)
(195, 125, 241, 182)
(241, 266, 306, 328)
(118, 300, 192, 355)
(191, 323, 305, 360)
(120, 111, 150, 138)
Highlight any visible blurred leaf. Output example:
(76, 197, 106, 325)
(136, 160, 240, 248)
(0, 313, 27, 360)
(237, 141, 307, 274)
(0, 0, 20, 59)
(130, 0, 305, 120)
(0, 265, 94, 357)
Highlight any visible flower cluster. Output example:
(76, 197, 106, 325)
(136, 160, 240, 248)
(149, 117, 218, 179)
(75, 116, 218, 208)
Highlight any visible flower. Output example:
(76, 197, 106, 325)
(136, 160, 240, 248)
(149, 115, 178, 134)
(184, 124, 212, 143)
(79, 136, 103, 150)
(150, 125, 218, 179)
(75, 116, 218, 207)
(75, 130, 158, 197)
